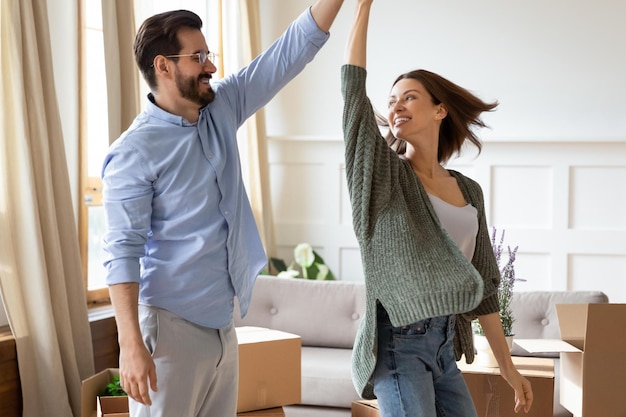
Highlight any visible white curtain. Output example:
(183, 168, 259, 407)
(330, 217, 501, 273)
(230, 0, 277, 257)
(101, 0, 140, 145)
(0, 0, 94, 416)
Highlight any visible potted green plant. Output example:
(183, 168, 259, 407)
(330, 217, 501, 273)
(268, 243, 335, 280)
(98, 374, 129, 416)
(472, 228, 524, 366)
(100, 374, 126, 397)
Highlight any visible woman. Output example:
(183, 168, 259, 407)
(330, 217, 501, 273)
(342, 1, 534, 416)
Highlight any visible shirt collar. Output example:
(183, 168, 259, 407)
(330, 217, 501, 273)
(146, 92, 197, 127)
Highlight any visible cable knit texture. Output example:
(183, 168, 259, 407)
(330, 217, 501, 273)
(341, 65, 500, 399)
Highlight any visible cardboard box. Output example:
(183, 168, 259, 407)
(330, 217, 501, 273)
(352, 399, 381, 417)
(458, 356, 554, 417)
(236, 326, 301, 413)
(81, 368, 129, 417)
(97, 397, 129, 417)
(352, 358, 553, 417)
(515, 303, 626, 417)
(237, 406, 285, 416)
(82, 327, 301, 416)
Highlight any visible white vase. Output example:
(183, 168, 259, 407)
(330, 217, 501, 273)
(473, 334, 515, 367)
(505, 335, 514, 352)
(473, 334, 499, 367)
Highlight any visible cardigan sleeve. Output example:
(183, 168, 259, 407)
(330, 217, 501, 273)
(341, 64, 399, 240)
(452, 172, 501, 363)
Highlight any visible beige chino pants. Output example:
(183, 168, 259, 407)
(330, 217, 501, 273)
(130, 305, 239, 417)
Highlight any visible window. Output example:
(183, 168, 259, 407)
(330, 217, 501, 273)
(80, 0, 109, 302)
(79, 0, 223, 303)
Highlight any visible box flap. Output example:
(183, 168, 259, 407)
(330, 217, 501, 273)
(356, 400, 379, 410)
(352, 400, 381, 417)
(458, 355, 555, 378)
(583, 304, 626, 352)
(556, 304, 626, 352)
(81, 369, 119, 417)
(236, 327, 300, 344)
(237, 407, 285, 416)
(514, 339, 581, 354)
(555, 304, 589, 350)
(98, 396, 129, 414)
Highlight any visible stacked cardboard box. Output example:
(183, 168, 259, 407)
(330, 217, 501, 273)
(457, 356, 554, 417)
(237, 407, 285, 416)
(81, 327, 300, 417)
(235, 326, 301, 413)
(351, 399, 380, 417)
(353, 357, 554, 417)
(515, 303, 626, 417)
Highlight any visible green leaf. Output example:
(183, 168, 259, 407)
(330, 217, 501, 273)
(312, 251, 335, 280)
(269, 246, 335, 280)
(100, 375, 127, 396)
(270, 257, 288, 273)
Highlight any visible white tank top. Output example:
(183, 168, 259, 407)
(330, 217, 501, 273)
(428, 194, 478, 261)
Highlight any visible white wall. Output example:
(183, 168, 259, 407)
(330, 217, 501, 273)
(261, 0, 626, 303)
(3, 1, 621, 329)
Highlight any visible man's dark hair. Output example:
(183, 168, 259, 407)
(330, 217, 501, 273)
(134, 10, 203, 90)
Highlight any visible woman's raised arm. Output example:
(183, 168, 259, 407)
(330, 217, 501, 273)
(345, 0, 373, 68)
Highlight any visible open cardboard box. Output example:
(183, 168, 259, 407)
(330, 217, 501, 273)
(81, 368, 129, 417)
(515, 303, 626, 417)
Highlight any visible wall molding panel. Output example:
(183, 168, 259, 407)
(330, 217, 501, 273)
(267, 137, 626, 303)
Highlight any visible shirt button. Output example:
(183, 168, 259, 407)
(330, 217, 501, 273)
(270, 307, 278, 315)
(541, 318, 549, 326)
(352, 313, 360, 320)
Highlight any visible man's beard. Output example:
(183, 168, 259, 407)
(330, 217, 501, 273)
(175, 71, 215, 106)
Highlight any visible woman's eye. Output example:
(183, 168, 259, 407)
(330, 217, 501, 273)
(406, 95, 415, 101)
(388, 100, 396, 108)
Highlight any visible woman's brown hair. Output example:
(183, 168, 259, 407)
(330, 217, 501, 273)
(379, 69, 498, 163)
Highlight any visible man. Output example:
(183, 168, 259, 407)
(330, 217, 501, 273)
(101, 2, 344, 416)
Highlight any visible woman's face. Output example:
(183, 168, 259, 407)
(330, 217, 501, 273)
(387, 78, 444, 141)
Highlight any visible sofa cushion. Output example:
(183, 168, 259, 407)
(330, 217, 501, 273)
(300, 347, 361, 408)
(510, 290, 608, 357)
(234, 276, 366, 349)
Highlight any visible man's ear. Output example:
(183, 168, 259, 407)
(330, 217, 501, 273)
(153, 55, 170, 75)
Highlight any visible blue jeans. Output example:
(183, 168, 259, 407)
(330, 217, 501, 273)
(373, 305, 478, 417)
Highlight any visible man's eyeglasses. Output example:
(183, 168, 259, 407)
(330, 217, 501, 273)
(164, 51, 216, 65)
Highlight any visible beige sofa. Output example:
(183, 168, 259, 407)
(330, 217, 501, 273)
(234, 275, 608, 417)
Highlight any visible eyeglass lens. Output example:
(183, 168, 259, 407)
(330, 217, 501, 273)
(199, 51, 216, 64)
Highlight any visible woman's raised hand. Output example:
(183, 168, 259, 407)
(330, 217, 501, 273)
(345, 0, 374, 67)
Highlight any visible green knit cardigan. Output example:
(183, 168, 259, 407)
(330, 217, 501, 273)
(341, 64, 501, 399)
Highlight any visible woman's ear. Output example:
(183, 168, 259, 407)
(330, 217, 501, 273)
(436, 104, 448, 120)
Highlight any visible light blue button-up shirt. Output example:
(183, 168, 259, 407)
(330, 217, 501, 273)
(102, 8, 329, 328)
